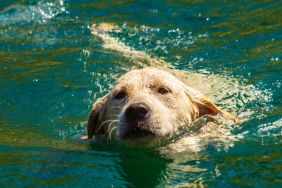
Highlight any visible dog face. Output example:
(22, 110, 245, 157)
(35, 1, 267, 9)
(87, 68, 239, 140)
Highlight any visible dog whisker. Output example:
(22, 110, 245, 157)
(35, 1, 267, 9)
(98, 119, 118, 132)
(107, 120, 118, 129)
(108, 126, 117, 141)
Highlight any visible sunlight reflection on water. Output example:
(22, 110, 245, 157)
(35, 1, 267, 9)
(0, 0, 281, 187)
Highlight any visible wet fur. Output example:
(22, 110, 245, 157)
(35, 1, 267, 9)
(88, 68, 239, 140)
(87, 23, 240, 141)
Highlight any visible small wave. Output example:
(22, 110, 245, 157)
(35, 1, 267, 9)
(71, 23, 274, 153)
(258, 118, 282, 137)
(0, 0, 65, 25)
(113, 24, 204, 63)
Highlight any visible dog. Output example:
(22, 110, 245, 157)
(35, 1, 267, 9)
(87, 67, 239, 140)
(87, 23, 240, 142)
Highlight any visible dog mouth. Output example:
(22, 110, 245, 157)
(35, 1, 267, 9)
(119, 123, 156, 140)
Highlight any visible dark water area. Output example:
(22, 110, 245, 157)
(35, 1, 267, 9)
(0, 0, 281, 187)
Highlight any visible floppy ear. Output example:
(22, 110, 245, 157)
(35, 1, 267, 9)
(87, 94, 109, 139)
(185, 85, 241, 123)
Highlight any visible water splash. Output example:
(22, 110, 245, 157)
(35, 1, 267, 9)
(258, 118, 282, 137)
(84, 23, 275, 153)
(0, 0, 65, 25)
(113, 24, 206, 63)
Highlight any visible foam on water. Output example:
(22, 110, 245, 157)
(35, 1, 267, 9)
(0, 0, 65, 25)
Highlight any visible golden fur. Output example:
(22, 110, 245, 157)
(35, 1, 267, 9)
(87, 23, 240, 141)
(87, 68, 239, 139)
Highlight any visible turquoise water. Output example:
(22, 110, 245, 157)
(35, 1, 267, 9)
(1, 0, 281, 187)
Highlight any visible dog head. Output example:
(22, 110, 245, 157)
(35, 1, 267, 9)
(87, 68, 239, 140)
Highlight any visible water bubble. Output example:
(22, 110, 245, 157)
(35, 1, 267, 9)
(270, 57, 279, 61)
(273, 80, 281, 88)
(82, 49, 90, 57)
(149, 9, 158, 13)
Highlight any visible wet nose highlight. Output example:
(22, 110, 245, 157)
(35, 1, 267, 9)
(125, 103, 150, 121)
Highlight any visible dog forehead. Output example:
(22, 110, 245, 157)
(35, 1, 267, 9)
(117, 68, 180, 86)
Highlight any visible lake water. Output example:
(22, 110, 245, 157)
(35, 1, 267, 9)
(0, 0, 281, 187)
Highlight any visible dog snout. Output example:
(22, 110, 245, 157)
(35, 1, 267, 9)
(125, 103, 150, 121)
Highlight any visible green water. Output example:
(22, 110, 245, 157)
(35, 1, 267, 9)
(0, 0, 281, 187)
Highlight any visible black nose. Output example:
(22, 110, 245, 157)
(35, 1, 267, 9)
(125, 103, 150, 121)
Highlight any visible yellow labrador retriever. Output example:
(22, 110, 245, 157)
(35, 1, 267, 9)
(87, 23, 240, 141)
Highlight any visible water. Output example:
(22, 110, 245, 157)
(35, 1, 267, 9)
(0, 0, 281, 187)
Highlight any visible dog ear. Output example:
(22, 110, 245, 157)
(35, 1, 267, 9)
(87, 94, 109, 139)
(185, 85, 241, 123)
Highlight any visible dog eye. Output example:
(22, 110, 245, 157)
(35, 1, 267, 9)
(158, 87, 171, 94)
(114, 91, 126, 100)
